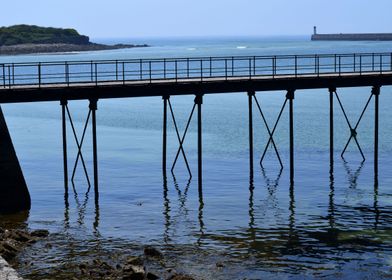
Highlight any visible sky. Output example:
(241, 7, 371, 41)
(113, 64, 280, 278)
(2, 0, 392, 39)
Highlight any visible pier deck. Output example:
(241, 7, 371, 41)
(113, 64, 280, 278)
(1, 52, 391, 103)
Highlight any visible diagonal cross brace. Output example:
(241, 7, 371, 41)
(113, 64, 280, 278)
(169, 99, 195, 178)
(65, 104, 92, 192)
(257, 95, 287, 169)
(334, 90, 373, 161)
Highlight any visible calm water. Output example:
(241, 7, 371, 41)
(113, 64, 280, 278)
(1, 37, 392, 279)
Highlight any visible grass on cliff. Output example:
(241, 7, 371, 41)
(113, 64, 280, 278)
(0, 25, 90, 46)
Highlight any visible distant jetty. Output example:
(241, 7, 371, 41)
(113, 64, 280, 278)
(311, 26, 392, 41)
(0, 25, 149, 55)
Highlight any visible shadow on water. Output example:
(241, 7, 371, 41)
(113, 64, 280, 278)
(0, 211, 29, 230)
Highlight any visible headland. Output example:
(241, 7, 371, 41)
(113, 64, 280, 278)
(0, 25, 148, 55)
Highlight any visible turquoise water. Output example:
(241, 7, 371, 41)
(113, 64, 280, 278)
(1, 37, 392, 279)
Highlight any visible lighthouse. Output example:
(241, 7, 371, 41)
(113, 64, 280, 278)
(313, 26, 317, 35)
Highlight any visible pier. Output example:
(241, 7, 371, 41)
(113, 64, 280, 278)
(311, 26, 392, 41)
(0, 52, 391, 212)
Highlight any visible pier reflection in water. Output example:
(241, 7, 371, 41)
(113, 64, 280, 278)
(12, 152, 392, 280)
(166, 160, 390, 277)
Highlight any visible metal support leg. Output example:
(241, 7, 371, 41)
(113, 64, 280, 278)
(195, 94, 203, 194)
(61, 99, 68, 196)
(373, 86, 380, 178)
(248, 91, 254, 175)
(286, 90, 295, 185)
(170, 100, 195, 177)
(336, 89, 372, 161)
(162, 95, 169, 174)
(89, 99, 99, 201)
(257, 95, 286, 169)
(329, 88, 335, 168)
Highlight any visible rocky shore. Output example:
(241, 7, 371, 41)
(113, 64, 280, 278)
(0, 227, 49, 280)
(72, 247, 196, 280)
(0, 227, 196, 280)
(0, 43, 149, 55)
(0, 227, 49, 264)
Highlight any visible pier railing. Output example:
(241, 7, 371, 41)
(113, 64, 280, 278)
(1, 52, 392, 88)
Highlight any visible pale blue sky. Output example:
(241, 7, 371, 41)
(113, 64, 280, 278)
(2, 0, 391, 38)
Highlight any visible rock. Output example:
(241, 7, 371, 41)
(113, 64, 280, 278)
(167, 274, 195, 280)
(123, 274, 145, 280)
(123, 264, 145, 274)
(126, 256, 144, 266)
(93, 258, 103, 266)
(100, 261, 114, 271)
(11, 230, 32, 242)
(144, 246, 163, 259)
(146, 272, 160, 280)
(0, 241, 18, 261)
(30, 229, 49, 238)
(122, 264, 145, 280)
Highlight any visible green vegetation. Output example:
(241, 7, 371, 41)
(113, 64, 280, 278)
(0, 25, 90, 46)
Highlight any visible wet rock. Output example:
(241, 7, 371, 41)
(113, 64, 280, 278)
(31, 229, 49, 238)
(79, 263, 88, 275)
(122, 264, 145, 280)
(123, 274, 145, 280)
(0, 241, 18, 261)
(126, 255, 144, 266)
(144, 246, 163, 259)
(167, 274, 195, 280)
(146, 272, 160, 280)
(123, 264, 145, 274)
(93, 258, 102, 265)
(12, 230, 33, 242)
(100, 261, 114, 271)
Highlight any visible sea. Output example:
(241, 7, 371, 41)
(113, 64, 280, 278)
(0, 36, 392, 279)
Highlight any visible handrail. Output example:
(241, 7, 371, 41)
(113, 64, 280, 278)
(1, 52, 392, 88)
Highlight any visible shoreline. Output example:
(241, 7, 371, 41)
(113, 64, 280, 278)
(0, 226, 197, 280)
(0, 43, 149, 56)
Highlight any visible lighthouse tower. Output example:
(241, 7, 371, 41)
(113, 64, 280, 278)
(313, 26, 317, 35)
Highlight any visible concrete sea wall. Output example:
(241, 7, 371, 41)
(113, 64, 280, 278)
(0, 256, 23, 280)
(312, 33, 392, 41)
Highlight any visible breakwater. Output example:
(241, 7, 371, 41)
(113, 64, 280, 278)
(312, 33, 392, 41)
